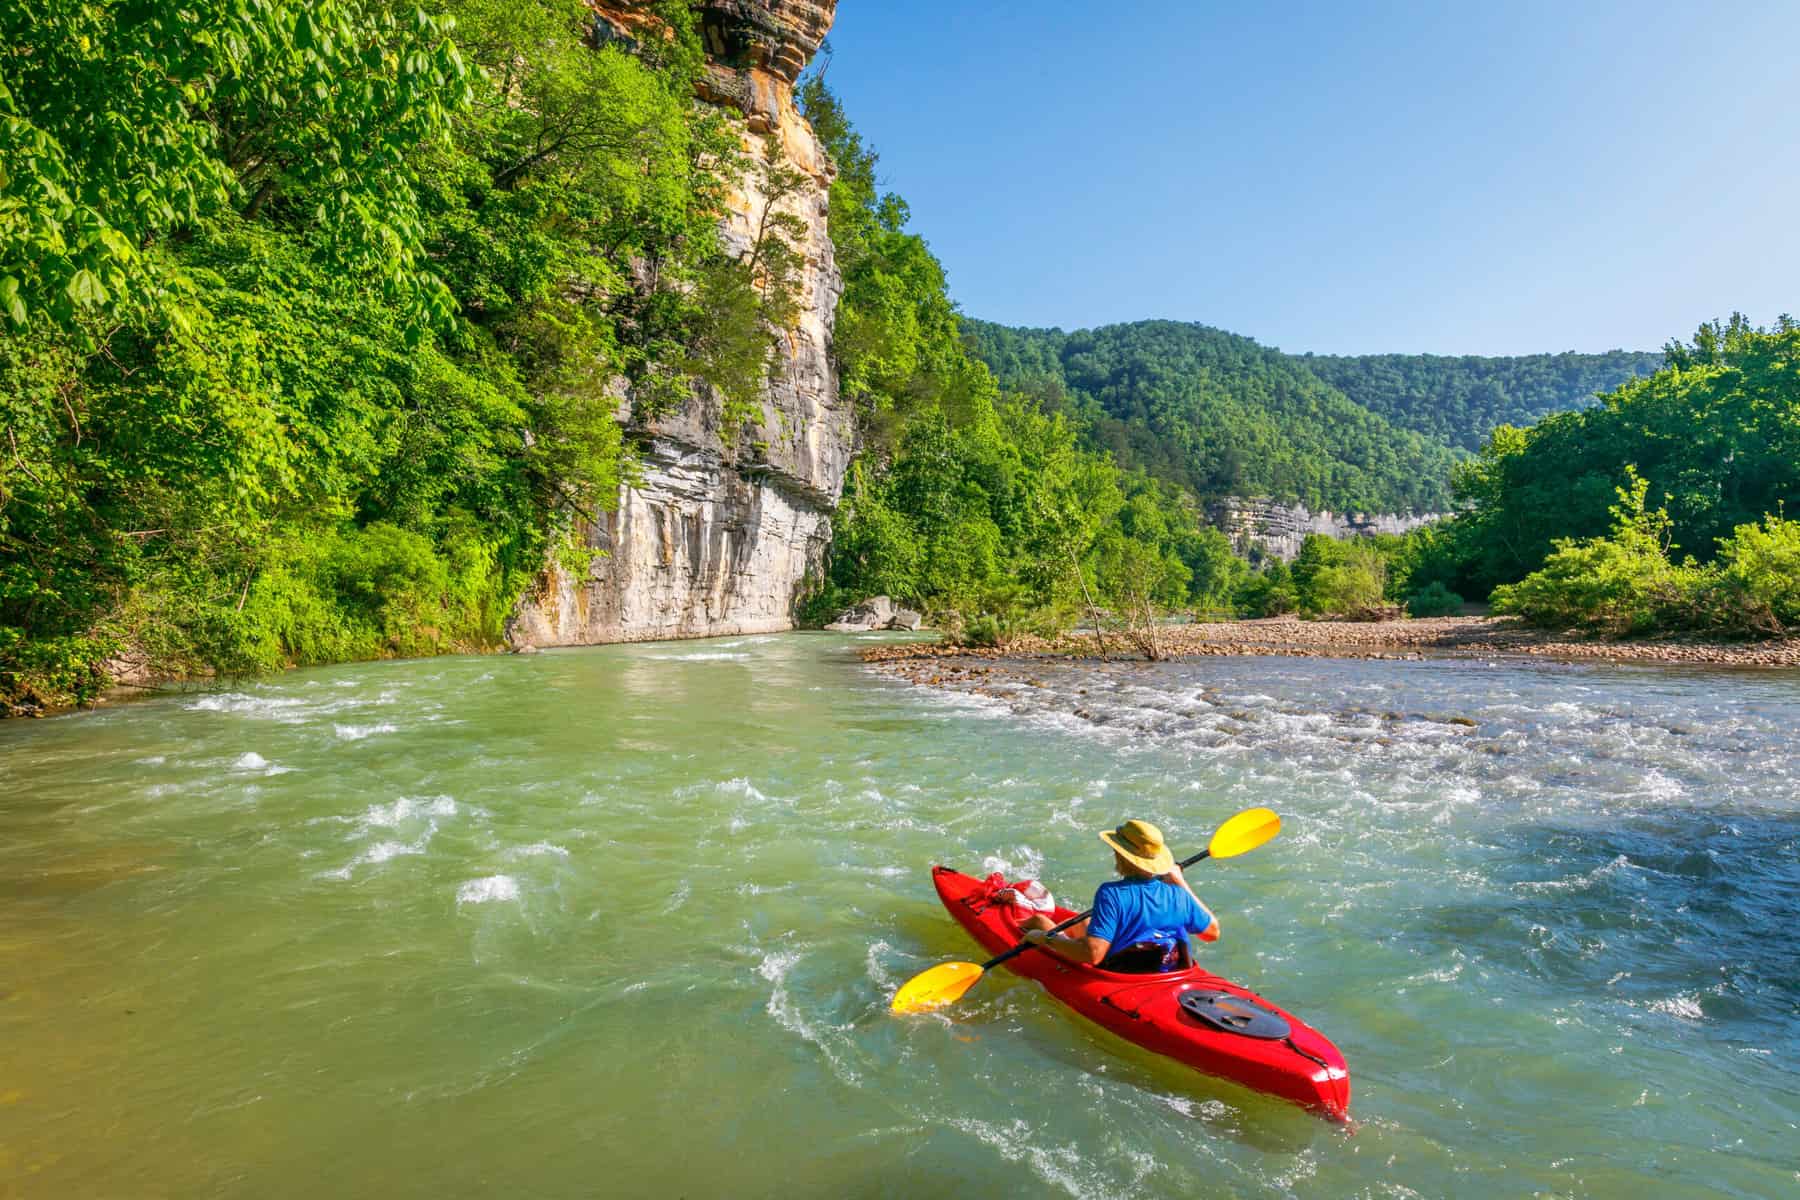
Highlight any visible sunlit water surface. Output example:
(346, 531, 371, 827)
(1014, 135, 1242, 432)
(3, 635, 1797, 1198)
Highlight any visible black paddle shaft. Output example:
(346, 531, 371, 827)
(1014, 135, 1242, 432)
(980, 847, 1213, 971)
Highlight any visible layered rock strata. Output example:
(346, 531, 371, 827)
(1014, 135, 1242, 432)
(1211, 498, 1440, 562)
(509, 0, 847, 646)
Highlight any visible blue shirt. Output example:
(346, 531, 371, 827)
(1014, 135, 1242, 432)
(1087, 877, 1212, 962)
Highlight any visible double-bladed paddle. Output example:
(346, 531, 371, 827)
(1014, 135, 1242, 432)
(889, 806, 1281, 1014)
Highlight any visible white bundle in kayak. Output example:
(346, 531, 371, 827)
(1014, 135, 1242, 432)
(993, 879, 1056, 913)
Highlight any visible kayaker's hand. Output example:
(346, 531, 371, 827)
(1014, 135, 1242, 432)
(1022, 928, 1049, 945)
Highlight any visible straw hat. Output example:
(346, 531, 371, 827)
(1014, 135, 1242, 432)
(1099, 819, 1174, 875)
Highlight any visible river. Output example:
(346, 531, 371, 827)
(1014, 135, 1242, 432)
(2, 635, 1797, 1198)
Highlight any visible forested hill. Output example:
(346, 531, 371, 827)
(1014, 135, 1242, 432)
(1301, 351, 1663, 451)
(963, 319, 1460, 514)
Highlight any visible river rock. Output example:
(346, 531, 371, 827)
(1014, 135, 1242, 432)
(824, 595, 895, 632)
(887, 607, 923, 631)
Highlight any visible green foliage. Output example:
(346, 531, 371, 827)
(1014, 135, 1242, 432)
(1448, 317, 1800, 596)
(1381, 522, 1465, 601)
(960, 613, 1002, 648)
(1490, 471, 1698, 634)
(1290, 536, 1389, 617)
(1235, 560, 1298, 617)
(1, 0, 470, 338)
(1710, 513, 1800, 634)
(1490, 463, 1800, 639)
(232, 521, 514, 671)
(963, 318, 1460, 513)
(1177, 526, 1247, 610)
(0, 0, 785, 707)
(1405, 580, 1465, 618)
(801, 75, 976, 438)
(1302, 351, 1661, 452)
(0, 626, 116, 714)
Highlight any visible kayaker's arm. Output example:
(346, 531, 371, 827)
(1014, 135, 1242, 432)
(1164, 862, 1221, 942)
(1023, 927, 1112, 965)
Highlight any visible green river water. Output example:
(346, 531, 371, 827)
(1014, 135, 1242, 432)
(3, 633, 1797, 1198)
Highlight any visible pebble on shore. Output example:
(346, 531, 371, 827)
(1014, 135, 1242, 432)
(858, 616, 1800, 671)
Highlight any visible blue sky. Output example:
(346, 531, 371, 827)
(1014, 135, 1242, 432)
(819, 1, 1797, 355)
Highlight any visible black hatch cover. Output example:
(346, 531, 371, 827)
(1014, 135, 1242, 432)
(1177, 989, 1292, 1040)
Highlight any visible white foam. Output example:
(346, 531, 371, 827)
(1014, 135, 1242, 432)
(456, 875, 520, 905)
(941, 1116, 1152, 1200)
(981, 845, 1045, 882)
(233, 752, 268, 771)
(363, 840, 416, 865)
(1517, 854, 1633, 895)
(333, 722, 398, 741)
(321, 836, 430, 879)
(1649, 992, 1705, 1021)
(189, 694, 306, 716)
(511, 841, 570, 858)
(758, 948, 800, 985)
(1637, 770, 1685, 801)
(863, 939, 896, 989)
(758, 948, 858, 1084)
(362, 795, 457, 827)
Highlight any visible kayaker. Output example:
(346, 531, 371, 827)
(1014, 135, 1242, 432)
(1020, 819, 1218, 972)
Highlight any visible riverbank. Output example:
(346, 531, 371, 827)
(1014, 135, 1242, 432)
(859, 614, 1800, 672)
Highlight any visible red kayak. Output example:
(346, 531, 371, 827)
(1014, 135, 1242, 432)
(933, 866, 1351, 1120)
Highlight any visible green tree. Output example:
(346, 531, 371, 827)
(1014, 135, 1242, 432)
(1447, 317, 1800, 597)
(1490, 470, 1695, 633)
(1, 0, 802, 710)
(1, 0, 469, 336)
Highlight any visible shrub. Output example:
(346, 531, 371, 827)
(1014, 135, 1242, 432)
(1704, 514, 1800, 634)
(1490, 471, 1698, 634)
(1406, 581, 1465, 618)
(961, 614, 1002, 647)
(1306, 545, 1388, 617)
(233, 523, 512, 671)
(794, 581, 857, 629)
(1234, 562, 1298, 617)
(0, 627, 119, 713)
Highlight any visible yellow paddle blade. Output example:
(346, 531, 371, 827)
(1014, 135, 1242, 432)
(1207, 806, 1281, 859)
(890, 961, 985, 1013)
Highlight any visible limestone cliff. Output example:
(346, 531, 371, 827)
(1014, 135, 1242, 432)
(509, 0, 848, 646)
(1211, 498, 1440, 563)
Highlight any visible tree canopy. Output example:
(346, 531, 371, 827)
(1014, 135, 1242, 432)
(1302, 350, 1662, 452)
(0, 0, 780, 710)
(1442, 315, 1800, 594)
(963, 319, 1460, 514)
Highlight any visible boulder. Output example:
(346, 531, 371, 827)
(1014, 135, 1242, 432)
(887, 607, 923, 632)
(824, 595, 895, 632)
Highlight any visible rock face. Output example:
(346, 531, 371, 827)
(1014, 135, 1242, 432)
(509, 1, 847, 647)
(1211, 497, 1441, 563)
